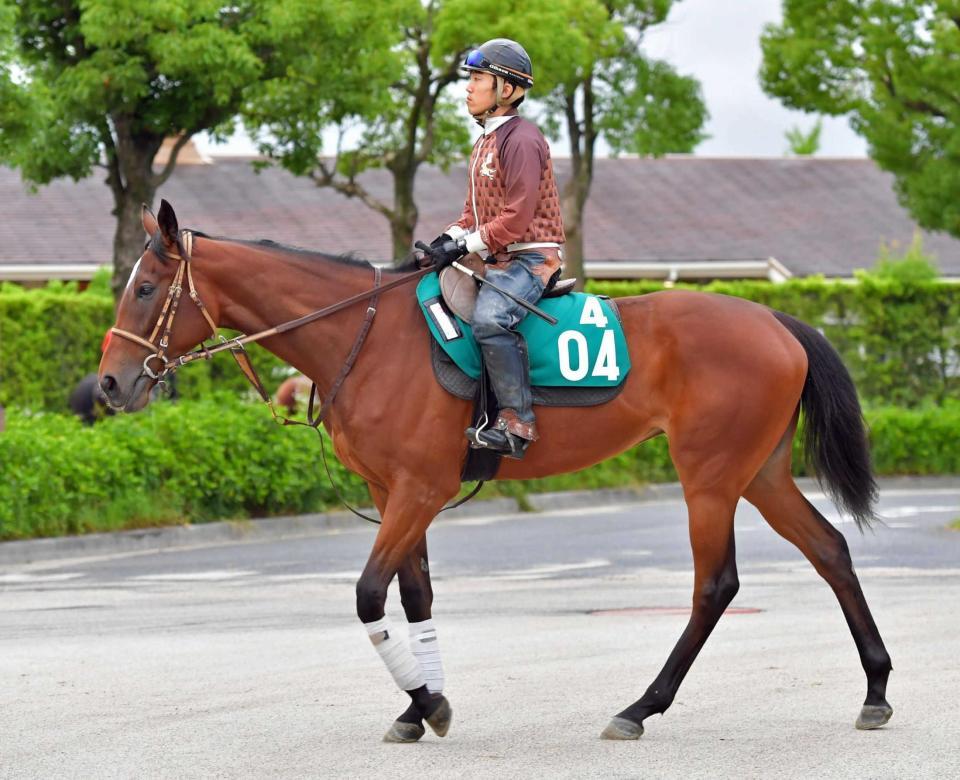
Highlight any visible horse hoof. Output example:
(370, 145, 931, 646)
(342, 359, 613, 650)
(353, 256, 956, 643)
(855, 703, 893, 730)
(600, 716, 644, 740)
(383, 721, 426, 743)
(425, 696, 453, 737)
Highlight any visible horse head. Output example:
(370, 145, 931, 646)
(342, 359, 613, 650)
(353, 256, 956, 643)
(99, 200, 218, 412)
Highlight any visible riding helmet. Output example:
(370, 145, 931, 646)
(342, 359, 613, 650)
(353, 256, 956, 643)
(462, 39, 534, 90)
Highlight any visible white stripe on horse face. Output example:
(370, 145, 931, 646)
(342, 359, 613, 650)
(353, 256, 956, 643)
(125, 256, 144, 293)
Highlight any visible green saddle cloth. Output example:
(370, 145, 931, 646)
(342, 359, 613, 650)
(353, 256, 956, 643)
(416, 273, 630, 387)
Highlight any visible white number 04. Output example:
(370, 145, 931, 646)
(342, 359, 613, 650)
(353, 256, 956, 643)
(557, 298, 620, 382)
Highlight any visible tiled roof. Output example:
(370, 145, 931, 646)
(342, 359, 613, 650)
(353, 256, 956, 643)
(3, 156, 958, 277)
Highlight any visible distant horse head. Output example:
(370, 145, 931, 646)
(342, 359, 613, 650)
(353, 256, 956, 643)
(69, 373, 115, 424)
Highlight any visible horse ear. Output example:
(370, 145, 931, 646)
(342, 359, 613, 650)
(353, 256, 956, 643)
(142, 204, 159, 237)
(156, 199, 179, 244)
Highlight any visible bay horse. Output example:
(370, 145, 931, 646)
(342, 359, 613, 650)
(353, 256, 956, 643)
(99, 200, 892, 741)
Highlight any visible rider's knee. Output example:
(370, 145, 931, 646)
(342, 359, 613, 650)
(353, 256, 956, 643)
(472, 306, 511, 341)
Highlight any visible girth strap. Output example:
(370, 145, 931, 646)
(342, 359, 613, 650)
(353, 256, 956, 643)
(314, 266, 382, 425)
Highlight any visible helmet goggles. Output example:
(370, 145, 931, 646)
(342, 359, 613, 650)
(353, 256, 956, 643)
(462, 49, 534, 90)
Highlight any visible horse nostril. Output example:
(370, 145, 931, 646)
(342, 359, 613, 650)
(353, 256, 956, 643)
(100, 374, 118, 399)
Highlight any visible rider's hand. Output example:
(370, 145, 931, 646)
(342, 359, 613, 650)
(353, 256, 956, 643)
(432, 238, 468, 271)
(416, 234, 451, 268)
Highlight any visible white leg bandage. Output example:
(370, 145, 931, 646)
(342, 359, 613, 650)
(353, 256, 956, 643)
(365, 618, 425, 692)
(408, 618, 445, 694)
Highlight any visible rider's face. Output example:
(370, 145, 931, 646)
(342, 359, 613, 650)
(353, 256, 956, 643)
(466, 71, 513, 116)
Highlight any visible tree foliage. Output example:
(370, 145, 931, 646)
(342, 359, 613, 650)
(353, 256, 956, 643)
(868, 230, 940, 283)
(0, 0, 391, 297)
(253, 0, 706, 269)
(761, 1, 960, 239)
(252, 0, 580, 259)
(785, 118, 822, 156)
(534, 0, 708, 284)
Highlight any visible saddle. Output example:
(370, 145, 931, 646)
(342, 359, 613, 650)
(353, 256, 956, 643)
(421, 265, 629, 483)
(438, 256, 577, 324)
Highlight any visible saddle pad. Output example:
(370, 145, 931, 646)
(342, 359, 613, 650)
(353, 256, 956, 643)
(431, 340, 625, 407)
(417, 272, 631, 388)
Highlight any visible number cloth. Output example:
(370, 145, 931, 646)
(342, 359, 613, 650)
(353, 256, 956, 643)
(417, 272, 631, 387)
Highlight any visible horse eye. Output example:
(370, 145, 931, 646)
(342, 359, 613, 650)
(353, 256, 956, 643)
(137, 283, 155, 299)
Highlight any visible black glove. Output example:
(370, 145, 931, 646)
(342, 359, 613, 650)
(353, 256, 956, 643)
(431, 238, 469, 271)
(430, 232, 452, 249)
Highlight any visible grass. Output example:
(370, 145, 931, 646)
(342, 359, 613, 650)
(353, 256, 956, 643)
(71, 489, 188, 535)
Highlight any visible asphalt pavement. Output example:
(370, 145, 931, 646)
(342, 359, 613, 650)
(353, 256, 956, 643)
(1, 480, 959, 779)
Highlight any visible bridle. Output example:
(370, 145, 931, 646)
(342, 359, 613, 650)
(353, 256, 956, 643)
(110, 229, 433, 416)
(110, 231, 216, 383)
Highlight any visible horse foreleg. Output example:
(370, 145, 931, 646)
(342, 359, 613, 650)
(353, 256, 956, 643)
(602, 491, 740, 739)
(356, 482, 454, 741)
(384, 535, 447, 743)
(744, 455, 893, 729)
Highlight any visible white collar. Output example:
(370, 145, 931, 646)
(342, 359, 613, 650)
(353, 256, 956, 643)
(482, 114, 517, 136)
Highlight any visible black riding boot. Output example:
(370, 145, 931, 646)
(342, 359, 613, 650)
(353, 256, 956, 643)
(466, 338, 538, 459)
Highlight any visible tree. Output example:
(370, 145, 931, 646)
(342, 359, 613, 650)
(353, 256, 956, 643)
(785, 118, 822, 156)
(761, 1, 960, 240)
(0, 0, 390, 299)
(536, 1, 708, 285)
(253, 0, 579, 261)
(250, 0, 468, 261)
(869, 231, 939, 283)
(253, 0, 706, 279)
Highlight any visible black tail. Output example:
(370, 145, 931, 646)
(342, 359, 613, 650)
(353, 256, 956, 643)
(773, 311, 878, 531)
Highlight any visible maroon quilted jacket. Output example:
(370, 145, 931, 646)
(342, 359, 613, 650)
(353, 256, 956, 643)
(449, 110, 565, 258)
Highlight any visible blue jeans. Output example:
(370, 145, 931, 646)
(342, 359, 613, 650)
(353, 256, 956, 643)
(471, 252, 546, 425)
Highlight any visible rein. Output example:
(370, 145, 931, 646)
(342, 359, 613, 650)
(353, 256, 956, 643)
(110, 230, 483, 524)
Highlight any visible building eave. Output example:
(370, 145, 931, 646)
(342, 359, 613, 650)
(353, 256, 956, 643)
(584, 258, 793, 283)
(0, 264, 107, 282)
(5, 260, 960, 285)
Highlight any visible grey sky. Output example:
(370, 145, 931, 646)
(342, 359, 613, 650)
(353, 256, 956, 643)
(642, 0, 867, 157)
(197, 0, 868, 159)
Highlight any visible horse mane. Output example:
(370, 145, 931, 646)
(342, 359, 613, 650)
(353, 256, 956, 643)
(157, 230, 421, 274)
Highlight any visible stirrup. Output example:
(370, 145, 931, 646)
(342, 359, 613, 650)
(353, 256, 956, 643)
(465, 426, 531, 459)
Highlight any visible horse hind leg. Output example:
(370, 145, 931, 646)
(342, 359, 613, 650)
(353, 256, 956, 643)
(743, 425, 893, 730)
(603, 490, 740, 739)
(602, 377, 796, 741)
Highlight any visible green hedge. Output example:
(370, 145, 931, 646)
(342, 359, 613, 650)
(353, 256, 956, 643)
(3, 276, 958, 410)
(0, 396, 369, 540)
(587, 276, 960, 407)
(0, 282, 290, 411)
(868, 403, 960, 475)
(0, 283, 114, 411)
(1, 398, 956, 541)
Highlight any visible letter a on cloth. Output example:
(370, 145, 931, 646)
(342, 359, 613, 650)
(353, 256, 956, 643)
(365, 618, 425, 691)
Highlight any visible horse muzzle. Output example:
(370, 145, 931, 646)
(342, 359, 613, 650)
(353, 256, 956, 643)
(99, 370, 154, 413)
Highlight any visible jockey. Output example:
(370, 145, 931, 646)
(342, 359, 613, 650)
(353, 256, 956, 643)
(424, 38, 565, 459)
